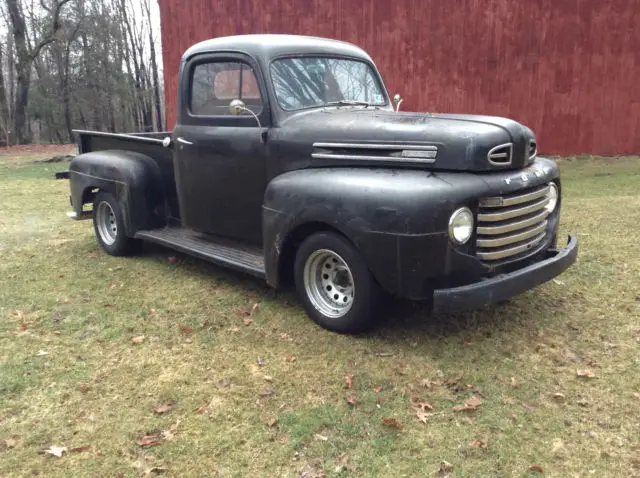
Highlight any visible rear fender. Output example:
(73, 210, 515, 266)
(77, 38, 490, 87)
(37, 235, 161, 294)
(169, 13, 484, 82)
(69, 150, 166, 235)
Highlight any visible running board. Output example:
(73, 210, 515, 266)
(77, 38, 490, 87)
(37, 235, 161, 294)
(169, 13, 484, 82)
(135, 227, 265, 278)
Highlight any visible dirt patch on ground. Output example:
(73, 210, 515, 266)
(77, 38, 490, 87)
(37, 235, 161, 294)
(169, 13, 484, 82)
(0, 144, 76, 156)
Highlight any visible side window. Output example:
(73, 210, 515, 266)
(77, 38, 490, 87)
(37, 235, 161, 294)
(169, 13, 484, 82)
(190, 61, 263, 116)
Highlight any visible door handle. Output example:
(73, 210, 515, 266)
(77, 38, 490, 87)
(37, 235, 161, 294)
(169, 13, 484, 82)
(176, 137, 193, 145)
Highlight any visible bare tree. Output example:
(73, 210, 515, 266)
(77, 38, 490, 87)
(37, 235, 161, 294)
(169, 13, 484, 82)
(5, 0, 72, 144)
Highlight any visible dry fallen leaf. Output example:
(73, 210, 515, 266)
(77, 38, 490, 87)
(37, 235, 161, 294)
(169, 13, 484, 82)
(263, 375, 273, 382)
(243, 318, 252, 326)
(4, 438, 17, 449)
(382, 418, 403, 430)
(286, 355, 296, 363)
(314, 434, 328, 441)
(266, 417, 278, 427)
(43, 445, 67, 457)
(529, 464, 544, 473)
(153, 403, 173, 415)
(420, 379, 435, 389)
(195, 407, 209, 415)
(345, 374, 353, 389)
(132, 335, 145, 344)
(469, 439, 488, 448)
(167, 256, 177, 264)
(345, 396, 359, 407)
(35, 350, 49, 356)
(577, 369, 596, 378)
(445, 376, 462, 388)
(552, 392, 566, 402)
(438, 460, 454, 476)
(373, 384, 382, 392)
(260, 387, 275, 397)
(453, 395, 482, 412)
(335, 453, 355, 473)
(138, 436, 161, 447)
(144, 466, 168, 475)
(161, 420, 180, 441)
(250, 302, 259, 314)
(70, 445, 90, 453)
(77, 383, 91, 393)
(410, 398, 434, 412)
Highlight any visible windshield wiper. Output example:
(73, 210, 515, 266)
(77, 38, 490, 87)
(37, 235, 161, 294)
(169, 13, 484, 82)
(325, 100, 371, 108)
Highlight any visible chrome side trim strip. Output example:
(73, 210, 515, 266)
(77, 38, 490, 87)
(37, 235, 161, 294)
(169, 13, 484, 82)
(487, 142, 513, 166)
(477, 232, 546, 260)
(477, 221, 548, 248)
(476, 209, 550, 235)
(478, 197, 549, 222)
(311, 153, 436, 163)
(313, 142, 438, 151)
(479, 184, 550, 208)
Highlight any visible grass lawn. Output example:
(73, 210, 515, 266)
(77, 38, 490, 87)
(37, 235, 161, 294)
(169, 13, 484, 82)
(1, 152, 639, 477)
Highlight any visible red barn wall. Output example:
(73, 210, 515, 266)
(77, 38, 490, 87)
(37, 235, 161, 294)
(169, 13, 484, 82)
(158, 0, 640, 156)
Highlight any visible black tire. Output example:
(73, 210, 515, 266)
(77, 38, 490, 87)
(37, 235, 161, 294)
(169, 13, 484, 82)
(293, 231, 382, 334)
(92, 191, 140, 256)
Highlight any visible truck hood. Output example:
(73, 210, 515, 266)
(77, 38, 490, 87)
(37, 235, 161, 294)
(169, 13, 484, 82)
(276, 109, 537, 172)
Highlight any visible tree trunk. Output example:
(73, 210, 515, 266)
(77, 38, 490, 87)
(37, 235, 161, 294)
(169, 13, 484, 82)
(6, 0, 31, 144)
(6, 0, 72, 144)
(145, 0, 163, 131)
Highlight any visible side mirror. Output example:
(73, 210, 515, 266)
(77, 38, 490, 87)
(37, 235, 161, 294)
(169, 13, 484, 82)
(228, 99, 266, 142)
(229, 99, 246, 116)
(393, 94, 403, 112)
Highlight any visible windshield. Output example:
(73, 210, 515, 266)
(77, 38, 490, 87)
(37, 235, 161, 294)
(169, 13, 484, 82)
(270, 57, 387, 111)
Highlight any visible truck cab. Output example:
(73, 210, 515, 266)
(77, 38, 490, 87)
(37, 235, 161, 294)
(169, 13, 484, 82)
(66, 34, 578, 333)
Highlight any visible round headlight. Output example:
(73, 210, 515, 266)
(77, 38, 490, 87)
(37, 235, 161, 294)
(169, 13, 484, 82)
(545, 182, 559, 213)
(448, 207, 474, 245)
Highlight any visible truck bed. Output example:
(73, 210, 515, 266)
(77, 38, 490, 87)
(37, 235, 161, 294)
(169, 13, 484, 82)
(74, 129, 180, 220)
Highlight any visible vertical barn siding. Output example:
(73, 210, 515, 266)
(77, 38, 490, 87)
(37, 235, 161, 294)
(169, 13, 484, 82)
(158, 0, 640, 156)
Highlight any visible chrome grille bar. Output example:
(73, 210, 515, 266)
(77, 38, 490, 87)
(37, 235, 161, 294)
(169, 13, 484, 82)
(478, 197, 549, 222)
(479, 184, 550, 208)
(477, 209, 550, 236)
(477, 233, 546, 261)
(477, 221, 548, 248)
(476, 183, 553, 262)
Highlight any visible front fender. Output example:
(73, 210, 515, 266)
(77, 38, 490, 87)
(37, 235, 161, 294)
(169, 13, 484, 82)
(262, 160, 560, 297)
(69, 150, 165, 235)
(261, 167, 474, 294)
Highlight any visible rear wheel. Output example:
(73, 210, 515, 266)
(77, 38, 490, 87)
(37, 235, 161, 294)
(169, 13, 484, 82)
(294, 232, 382, 333)
(93, 191, 139, 256)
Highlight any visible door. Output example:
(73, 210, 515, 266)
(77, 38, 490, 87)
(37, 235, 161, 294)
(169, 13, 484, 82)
(173, 54, 270, 246)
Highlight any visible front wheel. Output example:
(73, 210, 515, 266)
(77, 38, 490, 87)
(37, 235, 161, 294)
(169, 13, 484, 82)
(93, 191, 140, 256)
(294, 232, 382, 333)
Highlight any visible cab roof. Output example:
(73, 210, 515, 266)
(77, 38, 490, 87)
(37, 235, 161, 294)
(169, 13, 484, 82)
(182, 34, 373, 63)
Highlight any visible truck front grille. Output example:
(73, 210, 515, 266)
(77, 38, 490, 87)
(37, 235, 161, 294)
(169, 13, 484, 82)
(476, 184, 551, 261)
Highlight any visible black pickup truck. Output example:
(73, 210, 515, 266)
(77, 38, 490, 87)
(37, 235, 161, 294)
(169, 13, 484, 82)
(65, 34, 577, 333)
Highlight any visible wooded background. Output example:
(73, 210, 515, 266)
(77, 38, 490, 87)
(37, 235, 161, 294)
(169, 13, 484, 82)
(1, 0, 638, 155)
(158, 0, 640, 156)
(0, 0, 164, 146)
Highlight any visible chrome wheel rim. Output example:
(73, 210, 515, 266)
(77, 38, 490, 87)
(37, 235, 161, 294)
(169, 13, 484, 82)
(303, 249, 354, 318)
(96, 201, 117, 246)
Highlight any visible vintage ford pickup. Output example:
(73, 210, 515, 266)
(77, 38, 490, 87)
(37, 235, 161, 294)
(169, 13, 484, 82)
(65, 34, 578, 333)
